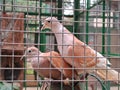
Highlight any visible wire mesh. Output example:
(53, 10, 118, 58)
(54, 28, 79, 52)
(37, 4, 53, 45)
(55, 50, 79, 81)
(0, 0, 120, 90)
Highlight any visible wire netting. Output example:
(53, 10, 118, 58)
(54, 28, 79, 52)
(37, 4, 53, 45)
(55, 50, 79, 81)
(0, 0, 120, 90)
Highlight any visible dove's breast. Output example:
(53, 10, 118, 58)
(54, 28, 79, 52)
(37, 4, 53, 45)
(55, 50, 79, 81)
(31, 57, 65, 79)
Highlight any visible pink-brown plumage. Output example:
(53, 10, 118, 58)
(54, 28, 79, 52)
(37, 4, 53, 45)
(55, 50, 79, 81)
(22, 46, 78, 81)
(41, 17, 120, 84)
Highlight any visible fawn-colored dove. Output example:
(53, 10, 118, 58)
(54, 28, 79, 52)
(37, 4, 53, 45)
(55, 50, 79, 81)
(41, 17, 119, 84)
(21, 46, 80, 85)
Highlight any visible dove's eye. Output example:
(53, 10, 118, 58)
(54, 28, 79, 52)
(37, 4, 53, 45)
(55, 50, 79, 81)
(47, 20, 51, 23)
(28, 50, 32, 53)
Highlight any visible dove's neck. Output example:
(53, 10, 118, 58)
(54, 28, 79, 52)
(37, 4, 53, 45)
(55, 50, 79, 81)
(53, 25, 73, 43)
(30, 56, 42, 68)
(52, 25, 74, 55)
(52, 24, 65, 33)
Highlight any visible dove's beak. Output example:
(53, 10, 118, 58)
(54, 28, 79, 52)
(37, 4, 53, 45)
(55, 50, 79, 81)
(41, 24, 45, 31)
(20, 53, 26, 60)
(20, 46, 27, 60)
(41, 23, 50, 32)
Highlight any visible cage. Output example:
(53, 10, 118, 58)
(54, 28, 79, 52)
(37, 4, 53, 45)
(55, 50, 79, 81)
(0, 0, 120, 90)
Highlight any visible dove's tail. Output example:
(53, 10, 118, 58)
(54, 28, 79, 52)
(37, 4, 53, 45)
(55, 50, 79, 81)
(96, 65, 119, 84)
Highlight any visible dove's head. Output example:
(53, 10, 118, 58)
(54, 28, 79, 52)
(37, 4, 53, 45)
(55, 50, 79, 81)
(41, 17, 61, 31)
(21, 46, 41, 61)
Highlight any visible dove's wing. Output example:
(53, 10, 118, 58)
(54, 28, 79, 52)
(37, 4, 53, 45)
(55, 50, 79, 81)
(46, 51, 77, 79)
(67, 40, 98, 74)
(32, 52, 62, 79)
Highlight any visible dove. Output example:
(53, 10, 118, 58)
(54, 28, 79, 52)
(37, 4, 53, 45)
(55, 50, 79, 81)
(21, 46, 80, 85)
(41, 17, 120, 84)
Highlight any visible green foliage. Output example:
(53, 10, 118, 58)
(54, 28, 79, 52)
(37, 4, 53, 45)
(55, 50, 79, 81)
(0, 82, 19, 90)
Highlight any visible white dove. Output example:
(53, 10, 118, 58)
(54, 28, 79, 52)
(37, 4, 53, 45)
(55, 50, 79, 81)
(41, 17, 119, 84)
(21, 46, 79, 85)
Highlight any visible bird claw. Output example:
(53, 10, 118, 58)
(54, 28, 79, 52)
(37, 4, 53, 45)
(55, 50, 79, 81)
(63, 78, 70, 85)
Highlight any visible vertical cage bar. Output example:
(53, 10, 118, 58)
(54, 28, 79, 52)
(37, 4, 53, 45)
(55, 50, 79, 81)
(106, 1, 111, 56)
(58, 1, 63, 89)
(85, 0, 89, 86)
(3, 0, 5, 13)
(11, 0, 13, 12)
(34, 1, 46, 52)
(39, 31, 46, 52)
(85, 0, 90, 44)
(102, 0, 106, 54)
(58, 0, 62, 20)
(85, 0, 90, 88)
(34, 0, 40, 49)
(74, 0, 80, 38)
(33, 0, 39, 84)
(55, 0, 62, 52)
